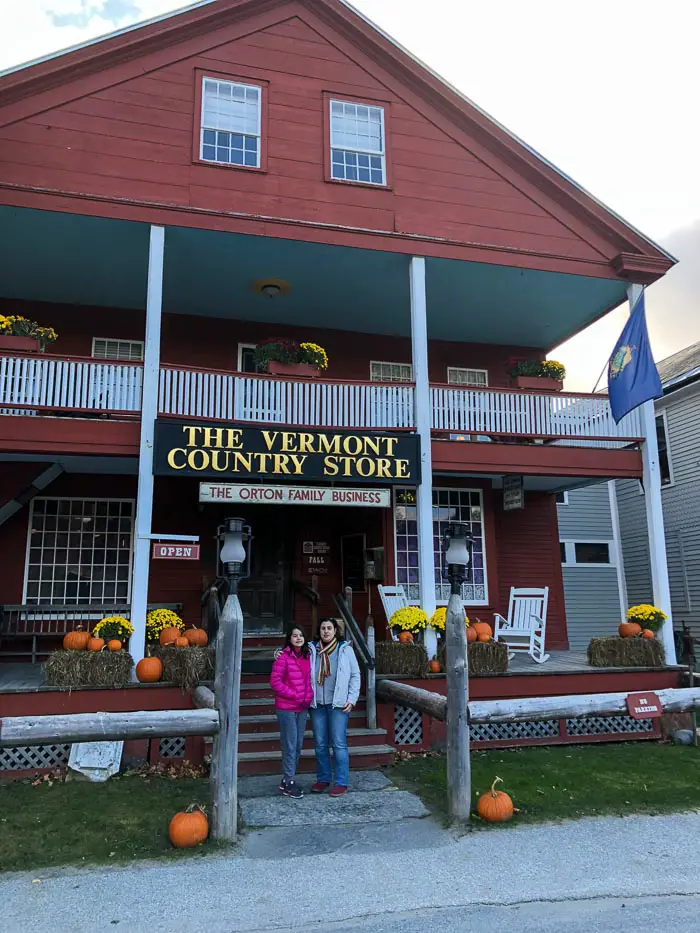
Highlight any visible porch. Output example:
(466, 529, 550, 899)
(0, 350, 643, 448)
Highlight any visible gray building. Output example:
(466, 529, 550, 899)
(558, 341, 700, 646)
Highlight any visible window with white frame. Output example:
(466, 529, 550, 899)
(555, 491, 569, 505)
(560, 541, 612, 566)
(200, 77, 261, 168)
(447, 367, 488, 387)
(394, 487, 487, 605)
(370, 361, 413, 383)
(330, 99, 386, 185)
(23, 499, 134, 605)
(92, 338, 144, 362)
(656, 413, 673, 486)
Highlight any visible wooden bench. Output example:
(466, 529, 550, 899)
(0, 603, 183, 663)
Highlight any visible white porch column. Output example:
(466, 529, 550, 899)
(130, 225, 165, 669)
(409, 257, 438, 659)
(627, 283, 676, 663)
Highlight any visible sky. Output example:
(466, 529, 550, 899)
(1, 0, 698, 390)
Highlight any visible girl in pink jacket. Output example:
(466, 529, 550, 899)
(270, 626, 313, 798)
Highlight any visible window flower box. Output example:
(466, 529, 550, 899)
(0, 314, 57, 351)
(509, 358, 565, 392)
(254, 338, 328, 376)
(512, 375, 563, 392)
(267, 360, 319, 378)
(0, 335, 40, 352)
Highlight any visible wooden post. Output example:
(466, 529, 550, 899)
(210, 589, 243, 842)
(445, 589, 470, 825)
(366, 614, 377, 729)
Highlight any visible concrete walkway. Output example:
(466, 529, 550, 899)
(3, 796, 700, 932)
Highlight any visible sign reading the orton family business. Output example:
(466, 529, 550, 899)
(154, 420, 421, 484)
(199, 483, 391, 508)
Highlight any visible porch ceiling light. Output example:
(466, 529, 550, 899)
(250, 277, 291, 298)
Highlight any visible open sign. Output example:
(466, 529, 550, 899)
(152, 544, 200, 560)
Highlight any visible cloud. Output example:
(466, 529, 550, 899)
(47, 0, 141, 29)
(646, 221, 700, 363)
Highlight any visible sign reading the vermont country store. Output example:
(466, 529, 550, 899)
(154, 421, 421, 484)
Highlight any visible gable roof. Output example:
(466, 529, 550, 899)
(0, 0, 675, 281)
(658, 340, 700, 391)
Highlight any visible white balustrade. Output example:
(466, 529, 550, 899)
(1, 355, 644, 444)
(0, 355, 142, 413)
(430, 386, 642, 443)
(232, 376, 415, 429)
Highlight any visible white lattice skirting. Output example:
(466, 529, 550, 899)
(159, 736, 186, 758)
(0, 744, 71, 771)
(394, 706, 424, 745)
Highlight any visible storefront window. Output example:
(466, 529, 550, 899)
(394, 487, 487, 605)
(23, 499, 134, 605)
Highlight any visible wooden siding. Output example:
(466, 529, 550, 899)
(493, 491, 568, 650)
(562, 567, 621, 650)
(557, 482, 614, 540)
(0, 13, 614, 266)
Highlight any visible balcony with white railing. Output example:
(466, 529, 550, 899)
(0, 354, 643, 448)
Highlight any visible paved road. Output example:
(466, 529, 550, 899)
(3, 812, 700, 932)
(293, 896, 700, 933)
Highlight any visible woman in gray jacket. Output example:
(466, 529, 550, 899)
(308, 617, 361, 796)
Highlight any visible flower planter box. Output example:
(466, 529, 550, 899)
(0, 335, 40, 352)
(267, 361, 319, 378)
(512, 375, 563, 392)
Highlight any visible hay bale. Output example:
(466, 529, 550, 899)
(438, 640, 509, 675)
(152, 646, 215, 687)
(43, 650, 133, 688)
(588, 636, 665, 668)
(375, 642, 429, 678)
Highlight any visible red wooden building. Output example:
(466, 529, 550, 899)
(0, 0, 680, 774)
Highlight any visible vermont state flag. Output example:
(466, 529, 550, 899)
(607, 292, 663, 423)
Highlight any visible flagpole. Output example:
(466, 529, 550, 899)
(593, 287, 645, 394)
(591, 359, 608, 394)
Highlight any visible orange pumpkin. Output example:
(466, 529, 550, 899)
(471, 622, 493, 640)
(476, 776, 514, 823)
(429, 659, 441, 674)
(169, 805, 209, 848)
(174, 636, 189, 648)
(184, 627, 209, 647)
(87, 637, 105, 652)
(107, 639, 122, 652)
(477, 632, 490, 643)
(619, 622, 642, 638)
(63, 628, 90, 651)
(641, 629, 655, 639)
(136, 656, 163, 683)
(466, 626, 478, 644)
(398, 631, 414, 645)
(159, 626, 182, 647)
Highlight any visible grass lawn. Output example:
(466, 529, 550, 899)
(392, 742, 700, 826)
(0, 770, 214, 873)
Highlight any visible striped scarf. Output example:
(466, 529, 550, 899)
(317, 637, 338, 686)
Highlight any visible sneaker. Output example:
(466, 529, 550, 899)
(311, 781, 330, 794)
(329, 785, 348, 797)
(282, 780, 304, 799)
(279, 779, 285, 792)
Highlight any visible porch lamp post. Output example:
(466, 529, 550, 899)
(444, 522, 472, 826)
(211, 517, 251, 842)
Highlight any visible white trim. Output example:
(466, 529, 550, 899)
(91, 337, 144, 361)
(655, 410, 674, 487)
(608, 480, 628, 619)
(200, 76, 262, 168)
(22, 497, 136, 605)
(560, 539, 615, 567)
(393, 486, 489, 607)
(369, 360, 413, 383)
(237, 343, 257, 373)
(555, 491, 569, 506)
(446, 367, 488, 387)
(329, 98, 386, 186)
(629, 283, 675, 662)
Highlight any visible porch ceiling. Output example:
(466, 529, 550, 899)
(0, 206, 628, 349)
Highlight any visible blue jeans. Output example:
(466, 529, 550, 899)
(276, 709, 308, 782)
(310, 704, 350, 787)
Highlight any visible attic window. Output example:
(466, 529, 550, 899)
(447, 367, 488, 387)
(92, 338, 144, 362)
(329, 99, 386, 185)
(200, 77, 261, 168)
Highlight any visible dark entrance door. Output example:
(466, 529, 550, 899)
(236, 507, 291, 633)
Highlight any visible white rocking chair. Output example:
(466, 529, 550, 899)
(494, 587, 550, 664)
(377, 584, 408, 641)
